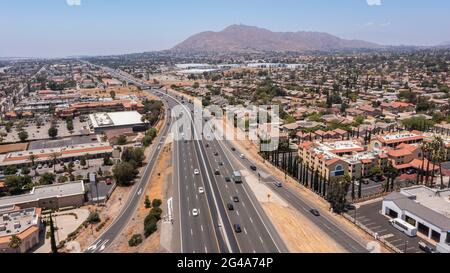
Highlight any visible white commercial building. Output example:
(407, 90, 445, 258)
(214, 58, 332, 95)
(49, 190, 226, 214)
(88, 111, 146, 133)
(382, 186, 450, 253)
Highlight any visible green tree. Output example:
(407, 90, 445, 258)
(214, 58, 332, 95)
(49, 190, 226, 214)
(326, 175, 351, 213)
(144, 196, 151, 209)
(48, 126, 58, 139)
(128, 234, 143, 247)
(39, 173, 56, 185)
(18, 131, 28, 142)
(8, 235, 22, 253)
(110, 91, 116, 99)
(87, 211, 101, 224)
(113, 162, 138, 186)
(117, 135, 127, 145)
(49, 214, 58, 253)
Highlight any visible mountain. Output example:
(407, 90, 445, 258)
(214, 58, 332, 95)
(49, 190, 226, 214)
(171, 24, 383, 53)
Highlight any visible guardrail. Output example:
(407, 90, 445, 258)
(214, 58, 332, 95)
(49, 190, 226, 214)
(342, 213, 403, 253)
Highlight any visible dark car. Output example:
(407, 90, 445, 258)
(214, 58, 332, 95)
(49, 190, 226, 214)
(227, 203, 234, 211)
(206, 144, 210, 148)
(418, 241, 435, 253)
(218, 162, 224, 166)
(372, 175, 386, 182)
(225, 177, 231, 182)
(233, 196, 239, 203)
(250, 165, 257, 171)
(231, 147, 236, 151)
(233, 224, 242, 233)
(215, 170, 221, 175)
(310, 209, 321, 217)
(214, 152, 219, 156)
(406, 169, 416, 175)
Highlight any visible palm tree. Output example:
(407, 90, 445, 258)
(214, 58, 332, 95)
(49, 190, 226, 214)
(50, 152, 61, 173)
(8, 235, 22, 253)
(28, 154, 37, 168)
(429, 137, 446, 189)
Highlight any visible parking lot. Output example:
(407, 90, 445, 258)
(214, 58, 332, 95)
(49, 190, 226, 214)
(0, 116, 91, 143)
(348, 201, 434, 253)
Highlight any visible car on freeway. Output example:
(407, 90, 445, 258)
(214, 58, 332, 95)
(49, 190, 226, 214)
(233, 196, 239, 203)
(274, 182, 283, 188)
(225, 177, 231, 182)
(233, 224, 242, 233)
(192, 209, 199, 217)
(194, 169, 200, 175)
(239, 154, 245, 159)
(206, 144, 209, 148)
(250, 165, 257, 171)
(218, 162, 224, 166)
(310, 209, 321, 217)
(198, 187, 204, 194)
(231, 147, 236, 151)
(214, 170, 221, 175)
(214, 152, 219, 156)
(227, 203, 234, 211)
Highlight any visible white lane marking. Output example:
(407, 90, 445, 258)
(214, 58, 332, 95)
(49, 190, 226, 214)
(204, 246, 208, 253)
(191, 229, 193, 236)
(244, 227, 248, 235)
(242, 202, 246, 207)
(259, 236, 264, 244)
(201, 225, 204, 232)
(236, 210, 240, 216)
(249, 217, 253, 223)
(196, 194, 198, 200)
(98, 239, 109, 252)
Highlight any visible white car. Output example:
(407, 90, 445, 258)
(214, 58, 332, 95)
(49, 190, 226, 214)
(194, 169, 200, 175)
(192, 209, 199, 217)
(198, 187, 204, 194)
(239, 154, 245, 159)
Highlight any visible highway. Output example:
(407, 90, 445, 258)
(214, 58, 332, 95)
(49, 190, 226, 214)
(87, 63, 367, 254)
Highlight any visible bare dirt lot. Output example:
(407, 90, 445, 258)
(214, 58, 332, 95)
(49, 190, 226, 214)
(0, 143, 28, 154)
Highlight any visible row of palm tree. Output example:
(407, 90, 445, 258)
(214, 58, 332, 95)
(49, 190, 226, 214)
(418, 136, 448, 189)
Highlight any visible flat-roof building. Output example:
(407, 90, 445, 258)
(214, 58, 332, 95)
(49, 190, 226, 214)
(0, 181, 86, 210)
(0, 207, 42, 253)
(88, 111, 146, 133)
(382, 186, 450, 253)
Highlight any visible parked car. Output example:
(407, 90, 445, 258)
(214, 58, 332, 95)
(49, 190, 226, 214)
(418, 241, 435, 253)
(106, 178, 113, 185)
(310, 209, 321, 217)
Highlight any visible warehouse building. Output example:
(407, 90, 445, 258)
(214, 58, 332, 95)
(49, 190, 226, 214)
(88, 111, 147, 133)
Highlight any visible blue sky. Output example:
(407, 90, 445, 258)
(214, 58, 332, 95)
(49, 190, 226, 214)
(0, 0, 449, 57)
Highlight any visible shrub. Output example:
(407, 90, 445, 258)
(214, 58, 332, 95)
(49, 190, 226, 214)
(152, 199, 162, 208)
(149, 207, 163, 221)
(144, 196, 151, 209)
(87, 212, 101, 224)
(128, 234, 143, 247)
(144, 220, 157, 238)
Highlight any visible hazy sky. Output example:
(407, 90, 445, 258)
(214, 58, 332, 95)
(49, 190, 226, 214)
(0, 0, 449, 57)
